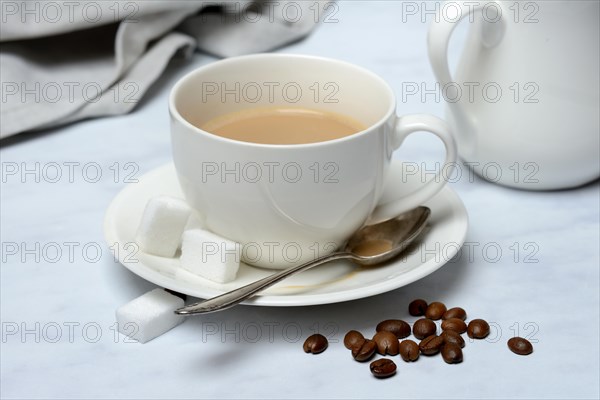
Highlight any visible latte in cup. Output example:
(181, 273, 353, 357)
(200, 107, 366, 145)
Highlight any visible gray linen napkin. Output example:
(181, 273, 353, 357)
(0, 1, 326, 138)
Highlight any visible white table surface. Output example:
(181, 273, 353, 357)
(1, 2, 599, 399)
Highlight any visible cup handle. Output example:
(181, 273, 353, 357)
(368, 114, 457, 224)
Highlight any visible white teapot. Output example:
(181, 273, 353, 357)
(428, 0, 599, 189)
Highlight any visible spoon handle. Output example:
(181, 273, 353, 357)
(174, 252, 353, 315)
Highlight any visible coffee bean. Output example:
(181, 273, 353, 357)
(425, 302, 447, 320)
(372, 331, 399, 356)
(408, 299, 428, 316)
(399, 339, 420, 362)
(440, 330, 465, 348)
(441, 343, 463, 364)
(441, 318, 467, 334)
(442, 307, 467, 321)
(507, 337, 533, 355)
(467, 319, 490, 339)
(419, 334, 445, 356)
(413, 318, 437, 340)
(303, 334, 328, 354)
(369, 358, 397, 378)
(344, 330, 365, 350)
(376, 319, 411, 339)
(351, 339, 377, 362)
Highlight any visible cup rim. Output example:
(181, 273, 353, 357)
(169, 53, 396, 148)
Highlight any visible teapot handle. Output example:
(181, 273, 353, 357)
(427, 1, 504, 90)
(427, 1, 505, 156)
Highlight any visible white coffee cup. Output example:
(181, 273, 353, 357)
(169, 54, 457, 269)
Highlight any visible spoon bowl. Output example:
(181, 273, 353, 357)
(346, 206, 431, 265)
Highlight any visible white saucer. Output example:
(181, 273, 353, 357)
(104, 160, 468, 307)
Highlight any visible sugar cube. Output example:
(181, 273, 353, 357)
(135, 196, 191, 257)
(115, 288, 184, 343)
(180, 229, 241, 283)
